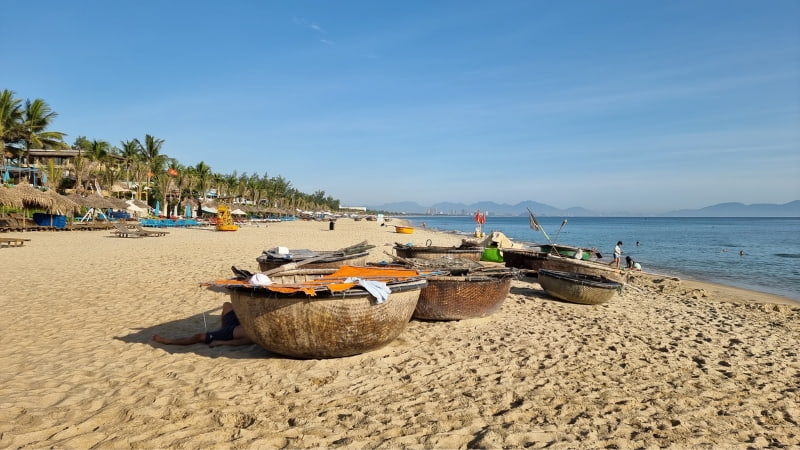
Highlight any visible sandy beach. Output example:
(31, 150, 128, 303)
(1, 219, 798, 448)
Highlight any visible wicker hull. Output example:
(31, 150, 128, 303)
(538, 269, 623, 305)
(502, 249, 549, 270)
(229, 273, 426, 358)
(257, 251, 370, 272)
(394, 245, 484, 261)
(413, 274, 512, 320)
(539, 254, 628, 284)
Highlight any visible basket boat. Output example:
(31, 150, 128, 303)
(504, 250, 627, 284)
(502, 248, 549, 271)
(537, 269, 623, 305)
(375, 256, 485, 276)
(208, 266, 427, 358)
(371, 255, 512, 320)
(394, 225, 414, 234)
(539, 254, 628, 284)
(413, 271, 513, 320)
(256, 241, 374, 272)
(394, 241, 484, 261)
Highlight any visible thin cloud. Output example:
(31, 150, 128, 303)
(293, 17, 325, 33)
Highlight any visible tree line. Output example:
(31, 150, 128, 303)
(1, 89, 340, 214)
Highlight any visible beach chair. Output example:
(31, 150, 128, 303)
(111, 222, 145, 238)
(0, 237, 31, 248)
(133, 223, 169, 237)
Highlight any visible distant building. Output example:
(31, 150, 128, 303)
(341, 206, 367, 212)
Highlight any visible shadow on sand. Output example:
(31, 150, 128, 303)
(115, 309, 279, 360)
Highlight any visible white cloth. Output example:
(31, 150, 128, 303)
(345, 277, 391, 303)
(249, 273, 273, 286)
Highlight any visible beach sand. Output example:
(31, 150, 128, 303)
(1, 219, 798, 448)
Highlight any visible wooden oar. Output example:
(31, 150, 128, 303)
(382, 250, 417, 266)
(262, 254, 333, 275)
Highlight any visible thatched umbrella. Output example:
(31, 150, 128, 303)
(65, 193, 97, 209)
(9, 183, 54, 211)
(41, 189, 80, 215)
(129, 199, 148, 210)
(6, 183, 79, 228)
(105, 197, 129, 210)
(0, 186, 23, 209)
(84, 194, 116, 210)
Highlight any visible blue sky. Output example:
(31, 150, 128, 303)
(4, 0, 799, 214)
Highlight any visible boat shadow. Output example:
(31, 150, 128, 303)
(115, 310, 279, 359)
(509, 284, 580, 305)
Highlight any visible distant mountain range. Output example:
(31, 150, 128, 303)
(366, 200, 800, 217)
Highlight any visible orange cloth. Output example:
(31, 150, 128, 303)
(205, 265, 422, 296)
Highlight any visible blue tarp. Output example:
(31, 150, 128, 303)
(111, 211, 131, 219)
(32, 213, 67, 229)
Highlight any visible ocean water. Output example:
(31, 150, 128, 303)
(402, 216, 800, 302)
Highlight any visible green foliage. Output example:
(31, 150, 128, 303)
(3, 90, 343, 211)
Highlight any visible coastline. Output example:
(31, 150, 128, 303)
(1, 219, 798, 448)
(399, 216, 800, 305)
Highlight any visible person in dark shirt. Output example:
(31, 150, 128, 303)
(152, 302, 252, 347)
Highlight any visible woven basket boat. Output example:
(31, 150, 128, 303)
(212, 266, 427, 358)
(413, 271, 513, 320)
(537, 269, 623, 305)
(376, 256, 485, 276)
(504, 250, 627, 284)
(256, 241, 374, 272)
(539, 254, 628, 284)
(394, 240, 484, 261)
(502, 248, 549, 271)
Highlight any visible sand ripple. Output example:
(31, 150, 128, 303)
(1, 222, 798, 448)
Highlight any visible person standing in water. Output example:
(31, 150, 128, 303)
(609, 241, 623, 269)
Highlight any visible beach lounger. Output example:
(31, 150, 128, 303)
(133, 223, 169, 237)
(111, 222, 145, 238)
(0, 237, 31, 248)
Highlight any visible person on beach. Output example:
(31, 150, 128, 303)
(152, 302, 253, 347)
(626, 256, 642, 271)
(609, 241, 623, 269)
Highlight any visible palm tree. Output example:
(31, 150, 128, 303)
(87, 140, 113, 193)
(134, 134, 166, 206)
(135, 134, 165, 178)
(0, 89, 24, 168)
(20, 98, 68, 167)
(119, 139, 139, 184)
(71, 136, 92, 192)
(194, 161, 212, 200)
